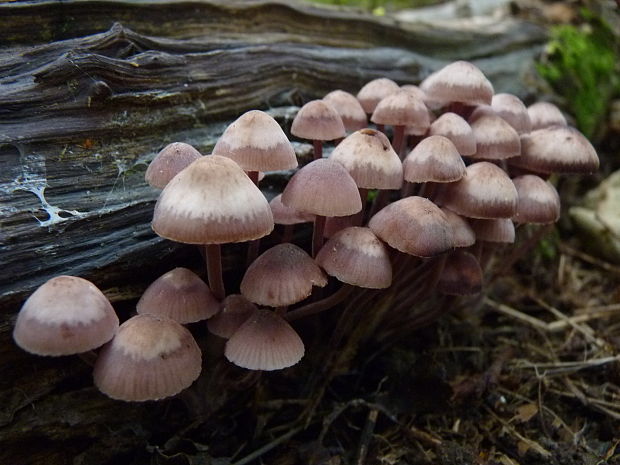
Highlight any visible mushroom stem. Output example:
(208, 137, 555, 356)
(312, 140, 323, 160)
(276, 305, 289, 316)
(285, 284, 353, 322)
(354, 188, 369, 226)
(282, 224, 294, 243)
(312, 215, 326, 258)
(77, 350, 98, 367)
(205, 244, 225, 300)
(392, 125, 405, 158)
(492, 224, 553, 279)
(247, 170, 260, 186)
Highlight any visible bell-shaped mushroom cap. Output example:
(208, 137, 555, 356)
(270, 194, 315, 225)
(291, 100, 346, 141)
(420, 61, 494, 106)
(403, 135, 466, 183)
(316, 227, 392, 289)
(428, 112, 476, 156)
(441, 207, 476, 248)
(436, 162, 518, 219)
(241, 243, 327, 307)
(370, 90, 430, 132)
(470, 218, 515, 243)
(145, 142, 202, 189)
(136, 268, 220, 324)
(93, 314, 202, 402)
(207, 294, 256, 339)
(438, 250, 483, 296)
(212, 110, 297, 172)
(356, 78, 400, 114)
(470, 115, 521, 160)
(528, 102, 567, 130)
(323, 90, 368, 132)
(491, 93, 532, 134)
(14, 276, 119, 356)
(400, 84, 427, 101)
(512, 175, 561, 224)
(281, 159, 362, 217)
(510, 126, 599, 175)
(369, 196, 453, 257)
(225, 308, 304, 371)
(152, 155, 274, 244)
(330, 128, 403, 189)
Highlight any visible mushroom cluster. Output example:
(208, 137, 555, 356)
(13, 60, 599, 402)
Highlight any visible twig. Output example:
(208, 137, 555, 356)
(355, 408, 379, 465)
(231, 425, 304, 465)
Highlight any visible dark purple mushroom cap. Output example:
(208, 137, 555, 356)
(436, 162, 518, 219)
(369, 196, 453, 257)
(207, 294, 256, 339)
(403, 135, 466, 183)
(512, 175, 561, 224)
(93, 314, 202, 402)
(281, 159, 362, 217)
(330, 129, 403, 189)
(145, 142, 202, 189)
(323, 90, 368, 132)
(136, 267, 220, 324)
(212, 110, 297, 172)
(291, 100, 346, 141)
(13, 276, 119, 356)
(240, 243, 327, 307)
(356, 78, 400, 114)
(316, 227, 392, 289)
(152, 155, 274, 244)
(225, 308, 304, 371)
(438, 250, 483, 296)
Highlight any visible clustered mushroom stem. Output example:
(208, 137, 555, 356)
(245, 240, 260, 268)
(247, 170, 260, 186)
(392, 125, 405, 158)
(354, 188, 369, 226)
(492, 224, 554, 280)
(205, 244, 225, 300)
(312, 215, 326, 258)
(77, 350, 98, 367)
(282, 224, 295, 243)
(285, 284, 354, 322)
(312, 140, 323, 160)
(392, 254, 448, 316)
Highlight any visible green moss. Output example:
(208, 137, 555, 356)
(536, 10, 619, 138)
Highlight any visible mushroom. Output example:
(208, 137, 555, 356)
(291, 100, 345, 160)
(145, 142, 202, 189)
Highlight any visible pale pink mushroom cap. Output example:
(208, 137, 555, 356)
(440, 207, 476, 248)
(527, 102, 567, 130)
(14, 276, 119, 356)
(152, 155, 274, 244)
(269, 194, 315, 225)
(145, 142, 202, 189)
(240, 243, 327, 307)
(207, 294, 256, 339)
(512, 175, 561, 224)
(212, 110, 297, 172)
(370, 90, 430, 132)
(225, 308, 304, 371)
(470, 115, 521, 160)
(93, 314, 202, 402)
(323, 90, 368, 132)
(316, 227, 392, 289)
(291, 100, 345, 141)
(428, 112, 476, 156)
(356, 78, 400, 114)
(136, 268, 220, 324)
(369, 196, 453, 257)
(403, 135, 466, 183)
(436, 162, 518, 219)
(281, 159, 362, 217)
(491, 93, 532, 134)
(330, 128, 403, 189)
(421, 61, 494, 106)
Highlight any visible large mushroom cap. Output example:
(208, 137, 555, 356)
(281, 158, 362, 217)
(212, 110, 297, 172)
(316, 226, 392, 289)
(14, 276, 119, 356)
(330, 128, 403, 190)
(241, 243, 327, 307)
(93, 314, 201, 402)
(369, 196, 453, 257)
(510, 126, 599, 175)
(145, 142, 202, 189)
(436, 162, 518, 219)
(136, 267, 220, 324)
(291, 100, 345, 141)
(421, 61, 494, 106)
(152, 155, 274, 244)
(225, 308, 304, 371)
(403, 135, 466, 183)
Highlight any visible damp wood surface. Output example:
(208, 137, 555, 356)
(0, 1, 547, 463)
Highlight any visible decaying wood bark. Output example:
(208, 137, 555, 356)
(0, 1, 546, 462)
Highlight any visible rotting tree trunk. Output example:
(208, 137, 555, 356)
(0, 1, 546, 463)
